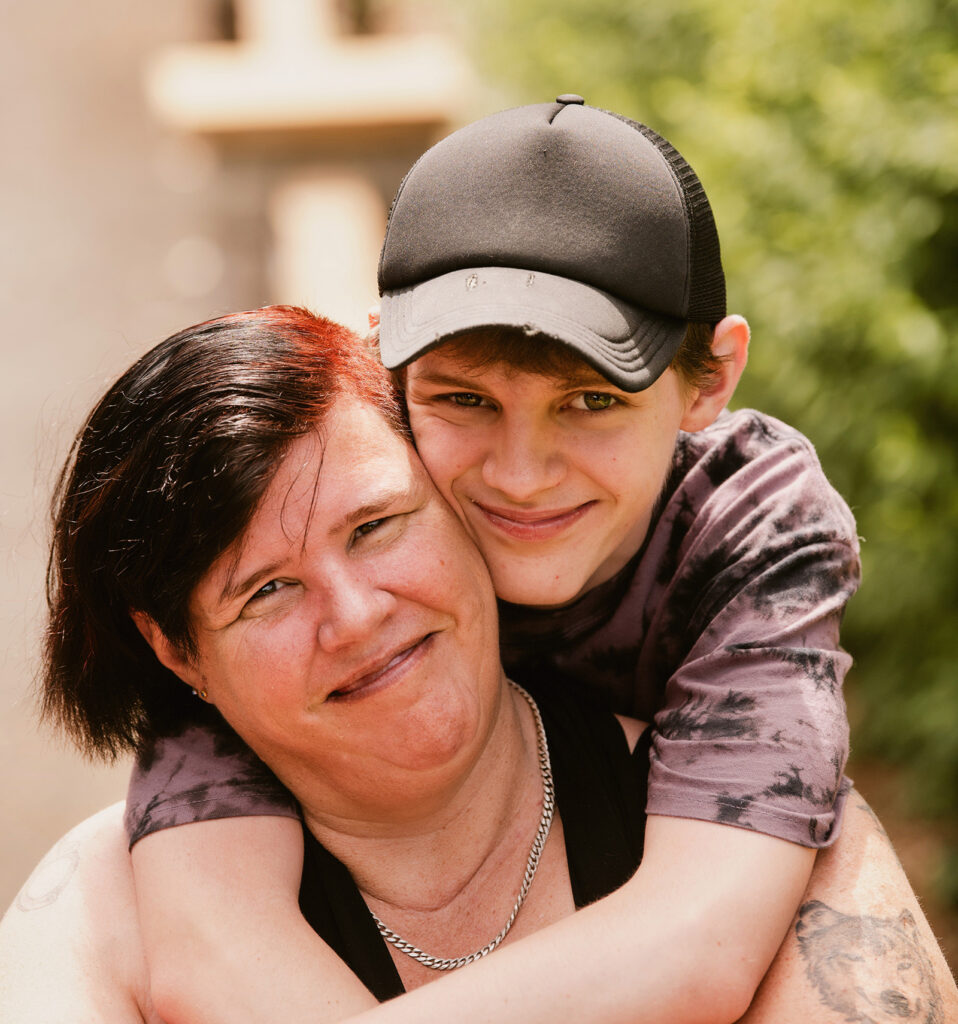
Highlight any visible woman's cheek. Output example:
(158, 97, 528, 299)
(412, 420, 472, 490)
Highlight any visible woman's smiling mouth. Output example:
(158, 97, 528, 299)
(327, 633, 437, 703)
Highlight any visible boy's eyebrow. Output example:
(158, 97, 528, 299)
(411, 366, 619, 390)
(559, 366, 618, 387)
(408, 369, 483, 388)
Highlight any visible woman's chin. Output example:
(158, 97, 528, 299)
(374, 685, 484, 774)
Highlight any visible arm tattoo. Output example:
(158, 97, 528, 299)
(796, 900, 944, 1023)
(15, 838, 81, 912)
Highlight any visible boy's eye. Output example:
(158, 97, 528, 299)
(573, 392, 617, 411)
(449, 392, 487, 408)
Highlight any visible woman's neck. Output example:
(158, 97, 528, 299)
(303, 680, 544, 916)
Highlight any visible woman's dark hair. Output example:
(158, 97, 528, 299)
(43, 306, 403, 759)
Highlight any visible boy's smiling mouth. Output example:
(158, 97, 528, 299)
(471, 499, 597, 542)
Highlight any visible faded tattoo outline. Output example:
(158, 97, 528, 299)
(15, 838, 81, 912)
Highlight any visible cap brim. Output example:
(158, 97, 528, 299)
(379, 266, 686, 393)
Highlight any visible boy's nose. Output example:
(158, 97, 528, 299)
(480, 423, 565, 502)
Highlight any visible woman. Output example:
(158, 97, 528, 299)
(2, 307, 953, 1024)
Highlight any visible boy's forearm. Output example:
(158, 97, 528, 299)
(339, 816, 816, 1024)
(131, 816, 378, 1024)
(342, 800, 958, 1024)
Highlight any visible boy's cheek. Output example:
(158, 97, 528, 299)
(412, 429, 477, 494)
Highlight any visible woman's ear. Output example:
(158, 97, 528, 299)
(130, 610, 204, 693)
(680, 315, 750, 433)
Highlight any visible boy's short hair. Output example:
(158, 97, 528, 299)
(378, 96, 726, 394)
(420, 321, 723, 395)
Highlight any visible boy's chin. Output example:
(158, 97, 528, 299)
(490, 566, 593, 610)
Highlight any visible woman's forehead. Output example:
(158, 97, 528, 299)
(263, 401, 422, 528)
(196, 401, 427, 602)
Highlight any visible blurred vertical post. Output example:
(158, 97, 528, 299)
(144, 0, 471, 330)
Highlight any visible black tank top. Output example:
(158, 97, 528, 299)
(298, 685, 651, 1001)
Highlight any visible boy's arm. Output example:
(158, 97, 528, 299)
(126, 723, 378, 1023)
(131, 816, 378, 1024)
(338, 816, 815, 1024)
(132, 811, 812, 1024)
(337, 794, 957, 1024)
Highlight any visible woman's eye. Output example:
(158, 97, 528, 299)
(354, 517, 387, 539)
(573, 392, 617, 411)
(240, 579, 290, 617)
(251, 579, 285, 601)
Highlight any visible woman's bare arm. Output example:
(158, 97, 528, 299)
(0, 804, 157, 1024)
(12, 796, 954, 1024)
(739, 791, 957, 1023)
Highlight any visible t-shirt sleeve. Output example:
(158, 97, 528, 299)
(643, 413, 859, 848)
(125, 718, 300, 848)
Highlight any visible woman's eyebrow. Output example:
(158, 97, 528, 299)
(212, 483, 421, 608)
(327, 482, 419, 536)
(217, 559, 285, 609)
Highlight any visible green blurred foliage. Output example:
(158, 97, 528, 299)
(468, 1, 958, 822)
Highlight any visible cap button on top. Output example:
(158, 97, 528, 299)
(556, 94, 585, 105)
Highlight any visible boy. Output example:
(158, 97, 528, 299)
(127, 97, 860, 1022)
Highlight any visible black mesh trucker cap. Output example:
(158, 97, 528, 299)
(378, 95, 726, 392)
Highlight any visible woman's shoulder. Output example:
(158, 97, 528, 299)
(0, 803, 160, 1023)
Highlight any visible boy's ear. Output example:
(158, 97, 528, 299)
(363, 305, 382, 357)
(130, 610, 203, 692)
(680, 315, 750, 432)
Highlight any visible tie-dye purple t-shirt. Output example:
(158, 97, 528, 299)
(126, 408, 859, 848)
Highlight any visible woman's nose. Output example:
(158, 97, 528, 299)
(316, 572, 396, 653)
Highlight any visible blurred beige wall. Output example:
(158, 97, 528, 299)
(0, 0, 467, 910)
(0, 0, 266, 909)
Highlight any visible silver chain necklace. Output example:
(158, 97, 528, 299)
(369, 681, 555, 972)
